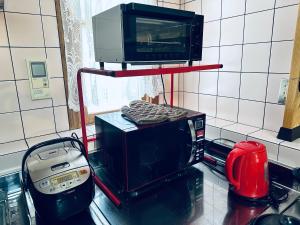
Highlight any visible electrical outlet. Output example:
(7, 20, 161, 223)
(278, 78, 289, 105)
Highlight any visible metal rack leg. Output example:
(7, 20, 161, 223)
(77, 69, 122, 207)
(170, 73, 174, 107)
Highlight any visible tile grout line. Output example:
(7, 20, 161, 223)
(39, 0, 58, 134)
(200, 3, 299, 23)
(236, 0, 248, 123)
(2, 11, 29, 148)
(202, 39, 294, 48)
(215, 0, 223, 118)
(262, 0, 277, 129)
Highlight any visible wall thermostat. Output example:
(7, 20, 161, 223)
(27, 60, 50, 100)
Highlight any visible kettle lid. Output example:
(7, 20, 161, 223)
(233, 141, 266, 153)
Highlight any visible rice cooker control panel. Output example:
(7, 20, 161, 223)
(34, 166, 90, 195)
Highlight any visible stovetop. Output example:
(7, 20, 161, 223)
(1, 159, 300, 225)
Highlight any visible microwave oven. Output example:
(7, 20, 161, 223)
(92, 3, 204, 66)
(95, 109, 205, 194)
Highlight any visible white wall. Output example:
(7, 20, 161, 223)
(0, 0, 70, 174)
(181, 0, 298, 132)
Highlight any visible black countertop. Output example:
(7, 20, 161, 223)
(0, 160, 299, 225)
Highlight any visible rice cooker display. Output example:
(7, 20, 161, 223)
(36, 167, 90, 195)
(51, 172, 78, 185)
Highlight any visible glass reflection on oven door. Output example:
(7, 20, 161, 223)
(136, 17, 188, 54)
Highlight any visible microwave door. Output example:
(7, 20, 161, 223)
(187, 120, 197, 164)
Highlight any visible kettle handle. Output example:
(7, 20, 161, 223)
(225, 148, 245, 190)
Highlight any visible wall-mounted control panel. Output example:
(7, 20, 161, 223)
(27, 60, 50, 100)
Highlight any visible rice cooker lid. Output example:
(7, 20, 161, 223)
(26, 147, 89, 182)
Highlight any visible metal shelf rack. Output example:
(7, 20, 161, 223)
(76, 63, 223, 206)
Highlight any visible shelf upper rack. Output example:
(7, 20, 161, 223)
(77, 64, 223, 78)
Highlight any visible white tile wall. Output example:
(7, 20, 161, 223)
(203, 20, 220, 47)
(216, 97, 238, 121)
(0, 48, 14, 80)
(242, 43, 271, 73)
(218, 72, 240, 98)
(244, 10, 273, 44)
(6, 13, 44, 47)
(219, 45, 242, 71)
(221, 16, 244, 45)
(0, 81, 19, 113)
(183, 72, 199, 93)
(240, 73, 268, 101)
(40, 0, 57, 16)
(238, 100, 265, 127)
(222, 0, 245, 18)
(46, 48, 64, 77)
(202, 0, 221, 21)
(273, 5, 298, 41)
(183, 92, 198, 111)
(5, 0, 40, 14)
(0, 13, 8, 46)
(199, 71, 218, 95)
(246, 0, 275, 13)
(182, 0, 300, 167)
(0, 112, 24, 143)
(263, 103, 285, 131)
(22, 108, 56, 138)
(0, 0, 69, 156)
(198, 94, 217, 117)
(269, 41, 294, 73)
(42, 16, 60, 47)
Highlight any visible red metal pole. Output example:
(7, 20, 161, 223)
(170, 73, 174, 107)
(76, 69, 88, 154)
(77, 69, 122, 207)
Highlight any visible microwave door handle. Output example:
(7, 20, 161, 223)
(187, 120, 197, 164)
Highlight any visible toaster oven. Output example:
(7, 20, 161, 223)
(92, 3, 204, 66)
(95, 108, 206, 194)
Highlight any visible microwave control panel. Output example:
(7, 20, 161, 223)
(27, 60, 50, 100)
(188, 116, 205, 164)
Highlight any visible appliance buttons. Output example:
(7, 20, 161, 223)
(39, 180, 50, 189)
(79, 169, 88, 175)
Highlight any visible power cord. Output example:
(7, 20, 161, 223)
(160, 74, 168, 105)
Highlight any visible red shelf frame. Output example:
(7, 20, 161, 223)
(76, 64, 222, 206)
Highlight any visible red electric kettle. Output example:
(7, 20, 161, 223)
(225, 141, 269, 199)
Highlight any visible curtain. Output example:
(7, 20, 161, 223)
(60, 0, 162, 113)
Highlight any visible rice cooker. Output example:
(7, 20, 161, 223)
(21, 137, 95, 222)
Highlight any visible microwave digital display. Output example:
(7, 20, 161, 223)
(136, 17, 187, 53)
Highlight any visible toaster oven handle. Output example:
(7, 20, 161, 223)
(187, 120, 197, 163)
(21, 137, 88, 190)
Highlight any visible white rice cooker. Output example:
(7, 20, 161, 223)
(21, 137, 95, 222)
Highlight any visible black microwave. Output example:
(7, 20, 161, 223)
(92, 3, 204, 67)
(95, 109, 206, 194)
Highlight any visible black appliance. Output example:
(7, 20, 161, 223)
(21, 137, 95, 222)
(203, 138, 235, 175)
(92, 3, 204, 67)
(95, 109, 205, 194)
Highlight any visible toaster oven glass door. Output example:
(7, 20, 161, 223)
(123, 15, 191, 62)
